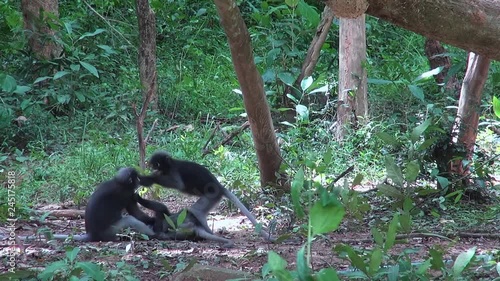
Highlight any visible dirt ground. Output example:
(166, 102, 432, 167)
(1, 193, 499, 280)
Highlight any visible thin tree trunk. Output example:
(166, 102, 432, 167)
(336, 15, 367, 141)
(283, 6, 334, 105)
(135, 0, 158, 169)
(21, 0, 61, 60)
(214, 0, 283, 189)
(450, 53, 490, 178)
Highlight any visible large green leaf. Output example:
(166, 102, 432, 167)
(1, 74, 16, 93)
(377, 184, 404, 200)
(80, 61, 99, 78)
(296, 246, 313, 281)
(408, 84, 424, 101)
(493, 96, 500, 118)
(291, 168, 305, 219)
(405, 160, 420, 182)
(384, 156, 404, 187)
(297, 0, 320, 27)
(310, 201, 345, 236)
(453, 247, 476, 277)
(315, 268, 340, 281)
(411, 119, 431, 143)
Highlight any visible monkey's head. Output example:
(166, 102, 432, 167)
(148, 151, 173, 174)
(115, 167, 140, 189)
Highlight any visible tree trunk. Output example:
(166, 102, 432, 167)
(363, 0, 500, 61)
(424, 39, 460, 94)
(135, 0, 158, 169)
(213, 0, 283, 189)
(450, 53, 490, 179)
(335, 15, 367, 141)
(21, 0, 61, 60)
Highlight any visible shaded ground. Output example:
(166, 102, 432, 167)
(1, 192, 499, 280)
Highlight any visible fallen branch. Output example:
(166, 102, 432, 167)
(202, 122, 250, 156)
(35, 209, 85, 219)
(333, 232, 499, 244)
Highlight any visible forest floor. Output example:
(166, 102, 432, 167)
(1, 189, 499, 280)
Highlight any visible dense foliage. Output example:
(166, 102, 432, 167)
(0, 0, 498, 280)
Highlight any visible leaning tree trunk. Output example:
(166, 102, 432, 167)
(214, 0, 283, 189)
(363, 0, 500, 61)
(283, 5, 334, 106)
(21, 0, 61, 60)
(335, 15, 368, 141)
(135, 0, 158, 169)
(449, 53, 490, 181)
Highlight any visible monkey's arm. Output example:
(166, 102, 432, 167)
(139, 172, 185, 191)
(126, 201, 155, 225)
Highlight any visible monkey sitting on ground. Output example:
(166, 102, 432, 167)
(18, 168, 163, 242)
(139, 151, 275, 243)
(134, 193, 234, 247)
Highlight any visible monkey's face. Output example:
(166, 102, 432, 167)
(148, 151, 172, 174)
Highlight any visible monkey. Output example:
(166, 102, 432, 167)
(133, 193, 234, 247)
(139, 151, 275, 243)
(16, 168, 162, 242)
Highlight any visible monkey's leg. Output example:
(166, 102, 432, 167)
(113, 216, 156, 237)
(187, 196, 218, 234)
(195, 228, 234, 248)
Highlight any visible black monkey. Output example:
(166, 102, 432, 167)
(139, 151, 274, 243)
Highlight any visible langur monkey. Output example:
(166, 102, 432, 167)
(139, 151, 275, 242)
(14, 168, 161, 242)
(134, 194, 234, 247)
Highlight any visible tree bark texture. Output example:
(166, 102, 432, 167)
(424, 39, 460, 93)
(336, 15, 367, 141)
(21, 0, 61, 60)
(451, 53, 490, 176)
(135, 0, 158, 169)
(214, 0, 282, 188)
(365, 0, 500, 61)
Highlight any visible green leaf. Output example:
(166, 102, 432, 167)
(296, 104, 309, 122)
(38, 261, 68, 280)
(436, 176, 449, 189)
(268, 251, 293, 281)
(297, 0, 320, 27)
(384, 156, 404, 187)
(411, 119, 431, 143)
(408, 84, 424, 101)
(352, 173, 364, 186)
(53, 70, 70, 80)
(291, 168, 305, 219)
(453, 247, 476, 277)
(413, 67, 443, 83)
(368, 247, 383, 276)
(278, 72, 295, 86)
(315, 268, 340, 281)
(77, 261, 105, 281)
(376, 132, 399, 146)
(14, 85, 31, 94)
(66, 247, 80, 262)
(310, 201, 345, 236)
(163, 213, 176, 229)
(33, 76, 52, 84)
(296, 246, 313, 281)
(285, 0, 299, 8)
(80, 61, 99, 78)
(1, 74, 16, 93)
(493, 96, 500, 118)
(405, 160, 420, 182)
(75, 92, 86, 102)
(78, 28, 106, 40)
(418, 137, 438, 151)
(384, 213, 399, 251)
(371, 228, 384, 247)
(417, 259, 432, 275)
(300, 76, 313, 92)
(97, 44, 117, 55)
(343, 245, 368, 275)
(177, 208, 187, 226)
(377, 184, 404, 200)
